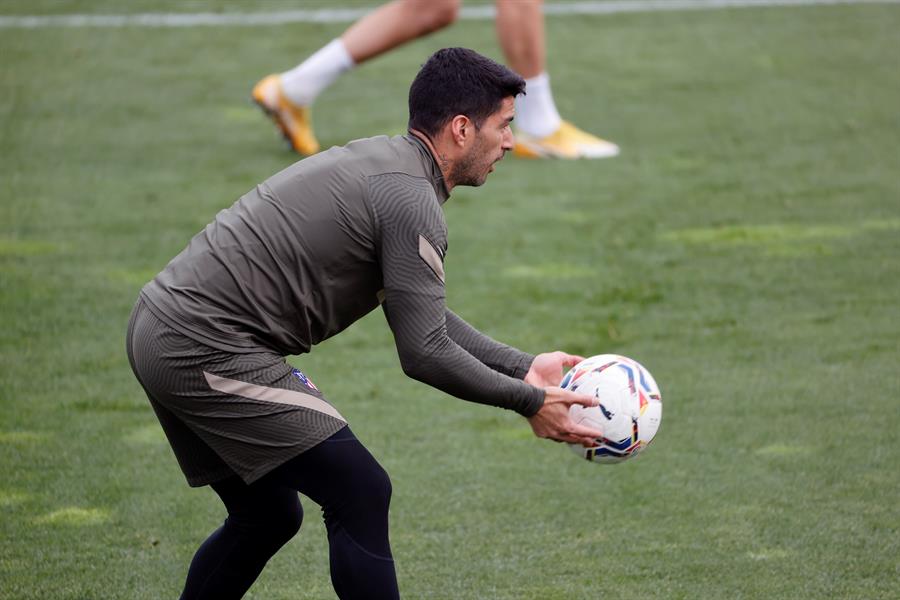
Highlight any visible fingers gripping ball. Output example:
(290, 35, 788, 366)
(560, 354, 662, 464)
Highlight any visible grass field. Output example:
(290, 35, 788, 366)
(2, 1, 899, 598)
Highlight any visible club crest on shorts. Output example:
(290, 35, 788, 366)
(291, 368, 319, 392)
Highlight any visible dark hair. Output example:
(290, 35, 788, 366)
(408, 47, 526, 137)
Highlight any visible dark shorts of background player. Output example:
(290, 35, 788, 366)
(125, 298, 347, 487)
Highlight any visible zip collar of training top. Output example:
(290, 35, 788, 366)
(405, 131, 450, 205)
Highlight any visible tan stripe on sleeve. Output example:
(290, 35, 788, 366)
(418, 234, 445, 283)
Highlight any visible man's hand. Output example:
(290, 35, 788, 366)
(527, 387, 603, 447)
(524, 352, 602, 447)
(524, 351, 584, 388)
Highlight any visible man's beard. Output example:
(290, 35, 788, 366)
(450, 137, 492, 187)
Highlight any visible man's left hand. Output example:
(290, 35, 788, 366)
(524, 351, 584, 388)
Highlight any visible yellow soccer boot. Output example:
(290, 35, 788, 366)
(514, 121, 619, 159)
(252, 74, 320, 155)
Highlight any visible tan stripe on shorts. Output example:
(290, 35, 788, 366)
(203, 371, 346, 422)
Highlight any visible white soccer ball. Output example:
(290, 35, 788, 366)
(560, 354, 662, 464)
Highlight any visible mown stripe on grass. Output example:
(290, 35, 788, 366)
(662, 220, 900, 256)
(1, 0, 898, 29)
(0, 431, 47, 444)
(0, 238, 57, 257)
(33, 507, 110, 526)
(0, 490, 31, 507)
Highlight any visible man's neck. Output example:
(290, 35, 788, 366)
(409, 128, 455, 192)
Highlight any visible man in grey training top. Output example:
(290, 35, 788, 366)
(126, 47, 601, 600)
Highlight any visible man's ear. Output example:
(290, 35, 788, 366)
(449, 114, 473, 147)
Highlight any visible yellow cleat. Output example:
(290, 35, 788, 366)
(513, 121, 620, 159)
(252, 74, 320, 155)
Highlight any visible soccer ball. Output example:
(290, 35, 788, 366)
(560, 354, 662, 464)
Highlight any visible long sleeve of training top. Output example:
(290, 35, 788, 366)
(140, 134, 544, 417)
(371, 170, 544, 416)
(444, 310, 534, 380)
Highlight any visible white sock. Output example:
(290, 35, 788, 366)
(514, 72, 563, 138)
(280, 38, 355, 106)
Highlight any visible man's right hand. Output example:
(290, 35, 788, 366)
(526, 387, 603, 447)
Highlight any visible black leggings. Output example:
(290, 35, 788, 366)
(180, 426, 399, 600)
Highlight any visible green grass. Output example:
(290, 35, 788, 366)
(2, 1, 899, 598)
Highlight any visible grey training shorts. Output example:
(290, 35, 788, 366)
(126, 298, 347, 487)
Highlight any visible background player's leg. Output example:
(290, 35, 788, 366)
(254, 0, 460, 154)
(495, 0, 619, 158)
(180, 478, 303, 600)
(340, 0, 461, 66)
(495, 0, 545, 79)
(496, 0, 560, 139)
(268, 427, 399, 600)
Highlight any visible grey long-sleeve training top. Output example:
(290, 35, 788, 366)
(141, 134, 544, 416)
